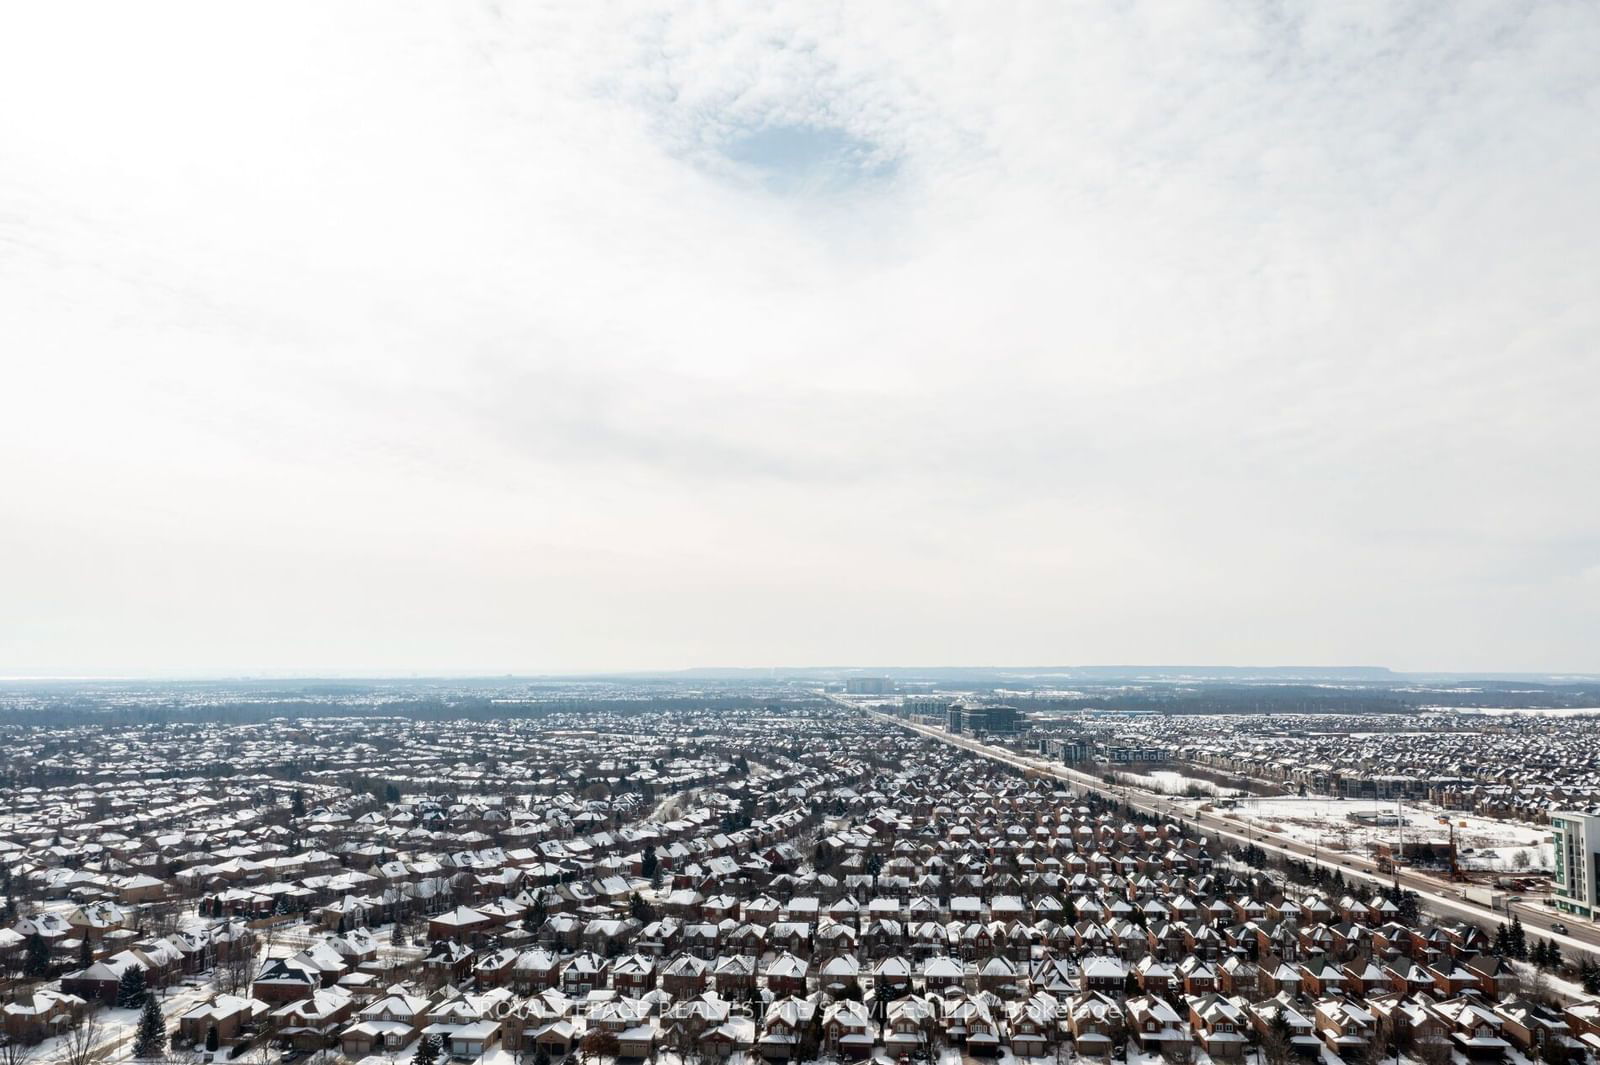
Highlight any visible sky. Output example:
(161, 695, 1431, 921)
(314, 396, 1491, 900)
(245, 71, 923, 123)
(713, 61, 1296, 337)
(2, 1, 1598, 677)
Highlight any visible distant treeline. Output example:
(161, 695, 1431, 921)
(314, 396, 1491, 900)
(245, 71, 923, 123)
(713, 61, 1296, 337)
(0, 694, 821, 728)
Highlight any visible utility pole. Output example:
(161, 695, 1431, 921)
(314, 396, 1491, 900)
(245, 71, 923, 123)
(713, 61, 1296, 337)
(1396, 796, 1404, 881)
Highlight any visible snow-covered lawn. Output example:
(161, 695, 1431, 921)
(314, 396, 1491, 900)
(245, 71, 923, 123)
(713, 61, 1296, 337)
(34, 981, 216, 1065)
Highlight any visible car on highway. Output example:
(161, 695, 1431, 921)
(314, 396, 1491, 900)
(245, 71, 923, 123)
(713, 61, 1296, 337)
(1551, 921, 1568, 934)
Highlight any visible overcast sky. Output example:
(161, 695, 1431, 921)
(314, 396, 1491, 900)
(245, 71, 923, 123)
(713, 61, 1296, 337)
(2, 2, 1598, 677)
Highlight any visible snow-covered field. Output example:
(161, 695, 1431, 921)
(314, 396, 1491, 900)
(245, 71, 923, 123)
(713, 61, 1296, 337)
(1425, 705, 1600, 717)
(1227, 797, 1554, 870)
(1114, 769, 1238, 797)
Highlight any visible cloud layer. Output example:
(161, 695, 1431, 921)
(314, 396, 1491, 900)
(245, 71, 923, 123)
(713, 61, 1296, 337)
(2, 1, 1597, 674)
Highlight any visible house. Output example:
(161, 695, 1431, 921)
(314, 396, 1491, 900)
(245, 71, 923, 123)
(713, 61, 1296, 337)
(1007, 993, 1059, 1057)
(1494, 999, 1571, 1058)
(922, 955, 966, 991)
(251, 947, 343, 1003)
(427, 905, 491, 943)
(712, 953, 757, 996)
(1069, 992, 1124, 1057)
(422, 940, 475, 986)
(977, 954, 1020, 993)
(273, 987, 355, 1050)
(1467, 955, 1518, 1000)
(948, 995, 1001, 1056)
(1249, 994, 1321, 1059)
(178, 994, 263, 1049)
(1429, 998, 1512, 1059)
(1081, 955, 1129, 993)
(339, 992, 431, 1057)
(1189, 994, 1249, 1060)
(885, 995, 939, 1058)
(617, 1022, 656, 1060)
(663, 992, 733, 1055)
(822, 999, 875, 1058)
(2, 989, 87, 1044)
(758, 996, 818, 1061)
(473, 947, 518, 989)
(1125, 994, 1190, 1061)
(424, 990, 511, 1060)
(1314, 997, 1376, 1059)
(611, 953, 656, 995)
(765, 952, 809, 997)
(559, 952, 609, 996)
(66, 903, 127, 943)
(62, 952, 155, 1005)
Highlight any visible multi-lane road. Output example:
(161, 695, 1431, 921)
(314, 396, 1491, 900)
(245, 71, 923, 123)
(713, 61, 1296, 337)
(865, 709, 1600, 958)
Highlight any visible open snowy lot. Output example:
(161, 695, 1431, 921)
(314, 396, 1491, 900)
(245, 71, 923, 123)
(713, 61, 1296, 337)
(1227, 797, 1554, 871)
(1114, 769, 1238, 797)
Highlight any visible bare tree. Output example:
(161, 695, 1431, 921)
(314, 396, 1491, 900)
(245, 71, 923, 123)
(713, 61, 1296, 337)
(216, 932, 259, 996)
(147, 901, 182, 938)
(60, 1013, 102, 1065)
(0, 1036, 39, 1065)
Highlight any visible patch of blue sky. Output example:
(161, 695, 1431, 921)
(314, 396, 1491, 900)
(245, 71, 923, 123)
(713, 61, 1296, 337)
(718, 122, 898, 196)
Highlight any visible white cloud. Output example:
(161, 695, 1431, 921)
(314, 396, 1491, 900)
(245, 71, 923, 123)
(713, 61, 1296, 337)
(1, 0, 1597, 674)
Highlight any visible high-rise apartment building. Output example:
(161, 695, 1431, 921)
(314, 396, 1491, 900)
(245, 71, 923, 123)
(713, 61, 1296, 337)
(1551, 810, 1600, 919)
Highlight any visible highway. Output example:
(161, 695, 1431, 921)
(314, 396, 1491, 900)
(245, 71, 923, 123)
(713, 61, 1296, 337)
(864, 709, 1600, 959)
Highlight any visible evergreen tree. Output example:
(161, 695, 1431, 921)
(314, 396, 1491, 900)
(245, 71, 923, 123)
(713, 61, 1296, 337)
(116, 964, 148, 1008)
(1509, 914, 1528, 960)
(1531, 941, 1549, 967)
(133, 994, 166, 1058)
(413, 1034, 440, 1065)
(78, 935, 93, 969)
(1581, 959, 1600, 995)
(640, 845, 657, 881)
(1547, 940, 1563, 970)
(23, 931, 50, 979)
(206, 1024, 220, 1053)
(1494, 923, 1512, 956)
(1263, 1009, 1293, 1065)
(290, 789, 306, 819)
